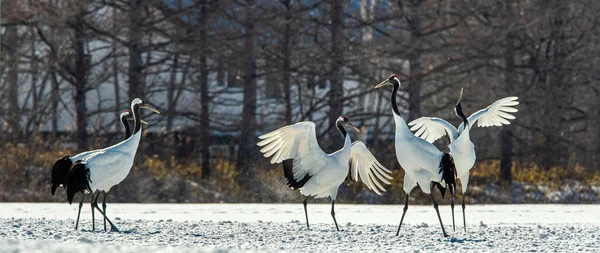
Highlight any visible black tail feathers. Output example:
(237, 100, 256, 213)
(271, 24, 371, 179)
(65, 161, 91, 204)
(51, 155, 73, 196)
(282, 159, 311, 190)
(439, 153, 458, 199)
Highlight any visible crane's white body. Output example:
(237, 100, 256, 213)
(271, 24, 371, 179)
(409, 97, 519, 193)
(257, 121, 391, 200)
(82, 127, 142, 192)
(393, 113, 444, 195)
(448, 129, 475, 193)
(300, 133, 350, 199)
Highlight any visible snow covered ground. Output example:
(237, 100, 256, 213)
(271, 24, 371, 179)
(1, 203, 599, 252)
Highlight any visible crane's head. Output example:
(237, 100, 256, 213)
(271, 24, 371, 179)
(375, 74, 401, 89)
(453, 88, 469, 128)
(337, 116, 360, 132)
(132, 98, 161, 115)
(120, 110, 148, 125)
(121, 110, 133, 121)
(453, 88, 464, 117)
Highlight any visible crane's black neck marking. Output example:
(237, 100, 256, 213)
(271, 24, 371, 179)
(336, 120, 347, 138)
(132, 103, 142, 134)
(391, 82, 401, 116)
(121, 116, 132, 140)
(456, 102, 469, 129)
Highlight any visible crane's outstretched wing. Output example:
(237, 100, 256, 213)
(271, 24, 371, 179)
(257, 122, 328, 188)
(408, 117, 459, 143)
(348, 141, 393, 195)
(459, 96, 519, 133)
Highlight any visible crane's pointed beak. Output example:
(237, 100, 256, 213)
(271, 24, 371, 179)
(346, 122, 360, 132)
(375, 80, 392, 89)
(142, 104, 161, 114)
(457, 88, 464, 104)
(140, 119, 149, 125)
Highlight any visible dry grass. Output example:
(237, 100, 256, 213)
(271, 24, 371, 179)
(0, 137, 598, 203)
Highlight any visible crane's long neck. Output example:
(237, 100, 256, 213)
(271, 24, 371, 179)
(336, 121, 352, 150)
(391, 84, 401, 117)
(121, 116, 132, 140)
(457, 104, 470, 134)
(390, 84, 411, 136)
(132, 104, 142, 134)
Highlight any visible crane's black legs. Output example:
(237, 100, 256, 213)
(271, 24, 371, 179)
(303, 197, 310, 229)
(451, 195, 456, 231)
(430, 194, 449, 237)
(395, 194, 409, 236)
(90, 193, 118, 232)
(75, 194, 86, 230)
(462, 194, 466, 232)
(331, 200, 339, 231)
(92, 204, 119, 232)
(91, 192, 100, 231)
(102, 191, 108, 232)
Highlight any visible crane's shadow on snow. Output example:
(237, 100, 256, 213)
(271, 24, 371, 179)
(448, 237, 487, 243)
(78, 228, 137, 234)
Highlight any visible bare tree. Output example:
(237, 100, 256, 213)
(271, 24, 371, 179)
(328, 0, 345, 148)
(128, 0, 145, 100)
(236, 0, 259, 193)
(3, 0, 21, 139)
(500, 0, 517, 183)
(198, 0, 211, 179)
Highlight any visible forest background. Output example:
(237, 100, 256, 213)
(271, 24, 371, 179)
(1, 0, 599, 204)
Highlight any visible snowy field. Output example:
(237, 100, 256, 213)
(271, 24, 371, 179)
(1, 203, 599, 252)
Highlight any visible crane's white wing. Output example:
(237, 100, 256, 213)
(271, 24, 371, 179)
(257, 121, 328, 181)
(71, 150, 100, 161)
(349, 141, 393, 195)
(82, 150, 131, 174)
(459, 97, 519, 132)
(408, 117, 459, 143)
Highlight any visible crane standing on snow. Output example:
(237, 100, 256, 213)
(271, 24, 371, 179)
(375, 74, 457, 237)
(408, 89, 519, 231)
(51, 110, 146, 230)
(257, 116, 392, 231)
(65, 98, 160, 232)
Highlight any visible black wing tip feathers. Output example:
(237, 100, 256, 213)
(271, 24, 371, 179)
(439, 153, 458, 199)
(51, 155, 73, 196)
(282, 159, 311, 190)
(65, 161, 91, 205)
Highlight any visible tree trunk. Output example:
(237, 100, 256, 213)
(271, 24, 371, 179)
(128, 0, 144, 101)
(236, 0, 258, 193)
(113, 7, 121, 130)
(500, 0, 516, 183)
(5, 19, 21, 138)
(166, 52, 179, 131)
(199, 0, 211, 179)
(74, 12, 88, 150)
(407, 0, 422, 122)
(282, 0, 293, 124)
(328, 0, 344, 149)
(51, 73, 60, 141)
(543, 0, 566, 169)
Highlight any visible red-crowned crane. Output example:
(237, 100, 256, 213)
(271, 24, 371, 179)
(375, 74, 458, 237)
(65, 98, 159, 232)
(257, 116, 392, 231)
(408, 88, 518, 231)
(51, 110, 144, 230)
